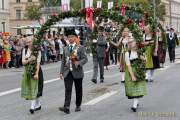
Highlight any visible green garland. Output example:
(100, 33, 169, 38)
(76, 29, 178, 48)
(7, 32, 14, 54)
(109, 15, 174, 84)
(30, 6, 163, 79)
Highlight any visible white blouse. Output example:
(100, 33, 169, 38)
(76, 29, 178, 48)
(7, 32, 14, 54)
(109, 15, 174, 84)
(22, 48, 41, 63)
(125, 51, 138, 65)
(121, 38, 129, 53)
(143, 34, 152, 41)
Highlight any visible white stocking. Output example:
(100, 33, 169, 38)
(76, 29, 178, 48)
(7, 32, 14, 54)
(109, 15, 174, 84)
(31, 100, 36, 109)
(133, 98, 139, 108)
(146, 70, 151, 80)
(35, 98, 41, 108)
(121, 72, 125, 81)
(150, 70, 154, 80)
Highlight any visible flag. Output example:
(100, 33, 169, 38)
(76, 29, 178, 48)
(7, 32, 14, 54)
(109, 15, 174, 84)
(108, 1, 113, 9)
(85, 0, 93, 8)
(61, 0, 70, 11)
(97, 0, 102, 8)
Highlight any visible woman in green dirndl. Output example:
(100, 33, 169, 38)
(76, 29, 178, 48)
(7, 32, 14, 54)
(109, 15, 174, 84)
(122, 28, 147, 112)
(21, 37, 44, 114)
(110, 29, 129, 83)
(143, 25, 160, 82)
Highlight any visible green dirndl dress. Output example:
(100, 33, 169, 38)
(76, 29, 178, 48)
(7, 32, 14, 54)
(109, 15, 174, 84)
(125, 61, 147, 99)
(21, 65, 44, 100)
(145, 45, 154, 69)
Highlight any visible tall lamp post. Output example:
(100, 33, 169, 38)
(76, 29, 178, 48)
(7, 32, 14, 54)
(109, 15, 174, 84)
(169, 0, 172, 27)
(153, 0, 156, 20)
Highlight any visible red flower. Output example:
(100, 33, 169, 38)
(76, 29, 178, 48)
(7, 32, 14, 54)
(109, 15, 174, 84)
(125, 6, 129, 10)
(127, 19, 133, 25)
(152, 32, 156, 36)
(138, 43, 145, 48)
(51, 12, 58, 17)
(115, 6, 120, 11)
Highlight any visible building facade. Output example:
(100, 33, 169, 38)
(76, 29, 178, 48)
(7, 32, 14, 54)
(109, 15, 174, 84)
(0, 0, 10, 33)
(9, 0, 39, 35)
(162, 0, 180, 32)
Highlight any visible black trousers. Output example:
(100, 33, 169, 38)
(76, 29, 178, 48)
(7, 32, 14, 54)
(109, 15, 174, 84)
(15, 55, 21, 68)
(168, 47, 175, 62)
(64, 72, 83, 108)
(110, 49, 117, 64)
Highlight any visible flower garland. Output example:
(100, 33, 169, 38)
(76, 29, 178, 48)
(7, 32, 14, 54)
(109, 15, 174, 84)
(30, 6, 163, 78)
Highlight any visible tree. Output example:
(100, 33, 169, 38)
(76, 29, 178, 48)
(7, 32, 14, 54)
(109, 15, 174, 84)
(123, 0, 148, 5)
(148, 0, 166, 21)
(70, 0, 81, 10)
(24, 4, 42, 21)
(39, 0, 60, 7)
(123, 0, 166, 21)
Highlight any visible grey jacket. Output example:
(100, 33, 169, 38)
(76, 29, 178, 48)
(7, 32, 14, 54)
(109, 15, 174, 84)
(96, 36, 107, 58)
(60, 45, 88, 79)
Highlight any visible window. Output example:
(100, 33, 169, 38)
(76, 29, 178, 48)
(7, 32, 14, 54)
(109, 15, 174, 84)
(16, 10, 22, 20)
(16, 0, 21, 3)
(2, 0, 4, 9)
(17, 29, 22, 35)
(2, 22, 6, 32)
(28, 0, 32, 2)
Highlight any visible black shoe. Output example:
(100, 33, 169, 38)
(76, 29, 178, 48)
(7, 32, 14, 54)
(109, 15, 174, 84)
(29, 109, 35, 114)
(137, 104, 140, 108)
(75, 106, 81, 112)
(100, 79, 104, 83)
(59, 107, 70, 114)
(35, 106, 41, 111)
(91, 79, 97, 84)
(149, 79, 154, 82)
(121, 81, 125, 83)
(131, 107, 137, 112)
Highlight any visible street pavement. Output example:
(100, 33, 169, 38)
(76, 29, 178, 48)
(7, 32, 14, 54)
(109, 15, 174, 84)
(0, 48, 180, 120)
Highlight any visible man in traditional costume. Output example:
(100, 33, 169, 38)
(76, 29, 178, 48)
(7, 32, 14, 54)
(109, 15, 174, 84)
(59, 32, 88, 114)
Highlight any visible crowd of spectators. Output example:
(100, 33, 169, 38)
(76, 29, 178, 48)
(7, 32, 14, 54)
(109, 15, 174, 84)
(0, 33, 81, 69)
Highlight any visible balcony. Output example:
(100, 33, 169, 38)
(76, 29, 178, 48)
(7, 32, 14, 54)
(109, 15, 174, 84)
(0, 8, 10, 14)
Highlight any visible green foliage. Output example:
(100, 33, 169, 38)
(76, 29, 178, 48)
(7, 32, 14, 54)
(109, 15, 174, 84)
(25, 4, 42, 20)
(31, 5, 165, 80)
(147, 0, 166, 21)
(70, 0, 82, 10)
(39, 0, 60, 7)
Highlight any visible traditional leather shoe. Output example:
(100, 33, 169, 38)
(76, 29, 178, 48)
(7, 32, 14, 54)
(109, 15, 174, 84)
(137, 104, 139, 107)
(75, 106, 81, 112)
(91, 79, 97, 84)
(131, 107, 137, 112)
(59, 107, 70, 114)
(29, 109, 35, 114)
(35, 106, 41, 111)
(149, 79, 154, 82)
(100, 79, 104, 83)
(121, 81, 125, 83)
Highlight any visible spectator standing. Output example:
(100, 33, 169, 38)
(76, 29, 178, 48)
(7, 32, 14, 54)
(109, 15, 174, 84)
(0, 42, 3, 68)
(14, 39, 23, 68)
(166, 28, 179, 63)
(3, 38, 11, 68)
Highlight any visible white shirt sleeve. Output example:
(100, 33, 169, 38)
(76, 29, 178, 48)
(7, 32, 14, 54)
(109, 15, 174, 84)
(125, 52, 130, 65)
(37, 51, 41, 63)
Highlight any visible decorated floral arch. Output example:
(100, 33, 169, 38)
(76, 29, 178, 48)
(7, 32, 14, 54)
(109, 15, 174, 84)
(30, 6, 166, 78)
